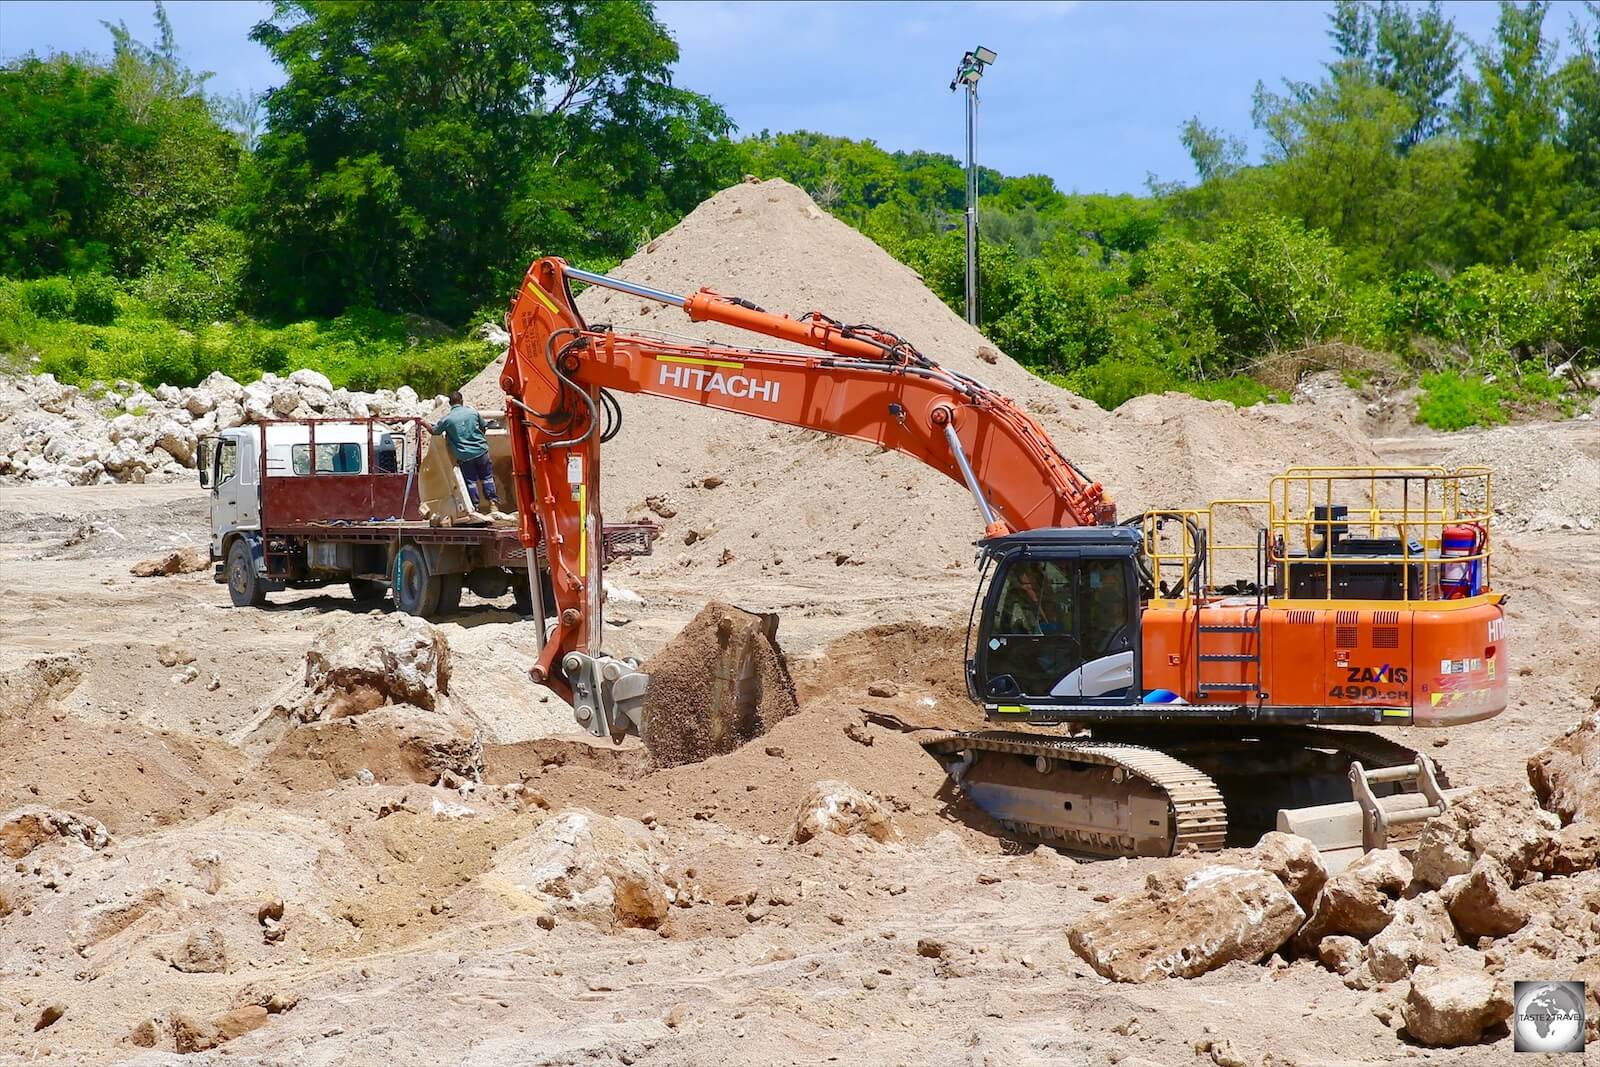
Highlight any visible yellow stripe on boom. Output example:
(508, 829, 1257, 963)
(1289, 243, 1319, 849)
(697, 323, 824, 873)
(526, 282, 562, 316)
(658, 354, 745, 370)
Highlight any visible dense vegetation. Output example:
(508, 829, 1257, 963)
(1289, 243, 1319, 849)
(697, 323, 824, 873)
(2, 0, 1596, 426)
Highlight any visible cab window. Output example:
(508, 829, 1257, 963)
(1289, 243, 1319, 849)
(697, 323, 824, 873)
(216, 439, 237, 485)
(290, 442, 363, 475)
(986, 559, 1081, 698)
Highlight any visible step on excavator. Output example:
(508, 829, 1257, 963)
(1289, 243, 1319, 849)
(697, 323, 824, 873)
(499, 256, 1508, 861)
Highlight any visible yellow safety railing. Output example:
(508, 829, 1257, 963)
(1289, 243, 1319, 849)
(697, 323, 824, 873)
(1141, 467, 1493, 604)
(1269, 466, 1493, 602)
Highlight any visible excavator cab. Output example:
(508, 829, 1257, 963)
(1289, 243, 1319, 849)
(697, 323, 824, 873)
(969, 527, 1143, 709)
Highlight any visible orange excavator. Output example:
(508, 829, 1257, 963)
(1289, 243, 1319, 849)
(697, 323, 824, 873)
(500, 257, 1508, 859)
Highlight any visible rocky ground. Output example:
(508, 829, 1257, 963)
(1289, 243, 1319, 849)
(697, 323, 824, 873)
(0, 412, 1596, 1066)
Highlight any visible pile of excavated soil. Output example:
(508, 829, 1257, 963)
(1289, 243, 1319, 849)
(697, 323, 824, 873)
(640, 601, 797, 768)
(1439, 423, 1600, 531)
(468, 179, 1378, 600)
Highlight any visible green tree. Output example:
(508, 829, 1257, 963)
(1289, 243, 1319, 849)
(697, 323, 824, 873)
(244, 0, 735, 322)
(0, 56, 133, 275)
(1331, 1, 1462, 148)
(1456, 1, 1572, 264)
(1558, 3, 1600, 228)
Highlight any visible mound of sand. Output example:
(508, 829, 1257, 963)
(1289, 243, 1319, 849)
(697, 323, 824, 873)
(1440, 425, 1600, 531)
(469, 178, 1379, 594)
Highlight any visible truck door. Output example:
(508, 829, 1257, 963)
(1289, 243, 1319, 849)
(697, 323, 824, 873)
(210, 434, 259, 555)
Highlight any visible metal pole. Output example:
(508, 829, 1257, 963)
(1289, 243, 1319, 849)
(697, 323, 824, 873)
(964, 82, 979, 326)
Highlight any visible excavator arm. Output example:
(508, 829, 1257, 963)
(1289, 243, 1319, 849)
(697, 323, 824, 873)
(501, 256, 1111, 739)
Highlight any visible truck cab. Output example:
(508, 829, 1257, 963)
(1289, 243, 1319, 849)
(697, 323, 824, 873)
(201, 422, 408, 563)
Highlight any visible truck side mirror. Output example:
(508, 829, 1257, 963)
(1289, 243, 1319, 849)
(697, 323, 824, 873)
(197, 438, 214, 488)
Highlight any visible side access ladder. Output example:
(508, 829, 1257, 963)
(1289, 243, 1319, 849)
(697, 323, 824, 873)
(1195, 531, 1266, 700)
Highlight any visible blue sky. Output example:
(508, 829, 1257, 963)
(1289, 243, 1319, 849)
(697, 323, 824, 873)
(0, 0, 1587, 194)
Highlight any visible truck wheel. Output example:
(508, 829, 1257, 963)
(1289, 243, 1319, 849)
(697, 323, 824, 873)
(512, 581, 533, 616)
(436, 574, 463, 616)
(226, 539, 267, 608)
(393, 544, 441, 618)
(349, 578, 388, 606)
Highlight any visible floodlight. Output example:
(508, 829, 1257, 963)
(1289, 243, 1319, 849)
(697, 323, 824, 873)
(974, 46, 997, 66)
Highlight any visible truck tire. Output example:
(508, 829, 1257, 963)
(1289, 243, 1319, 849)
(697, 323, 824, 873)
(349, 578, 388, 606)
(511, 569, 555, 617)
(436, 574, 463, 616)
(226, 539, 267, 608)
(393, 543, 441, 618)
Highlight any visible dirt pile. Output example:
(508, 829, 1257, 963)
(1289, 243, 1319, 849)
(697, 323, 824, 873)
(1440, 423, 1600, 531)
(468, 178, 1378, 599)
(0, 369, 457, 486)
(640, 601, 796, 767)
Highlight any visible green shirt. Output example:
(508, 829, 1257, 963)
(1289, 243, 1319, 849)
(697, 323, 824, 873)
(432, 404, 489, 461)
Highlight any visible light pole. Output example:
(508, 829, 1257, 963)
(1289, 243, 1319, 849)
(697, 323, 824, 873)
(951, 46, 996, 327)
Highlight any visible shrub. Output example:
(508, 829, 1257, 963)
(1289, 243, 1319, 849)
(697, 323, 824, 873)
(1416, 372, 1507, 430)
(1138, 216, 1349, 374)
(138, 222, 248, 324)
(69, 273, 119, 325)
(19, 277, 75, 320)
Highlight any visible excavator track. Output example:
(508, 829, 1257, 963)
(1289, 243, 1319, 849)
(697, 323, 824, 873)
(923, 725, 1447, 859)
(921, 731, 1228, 857)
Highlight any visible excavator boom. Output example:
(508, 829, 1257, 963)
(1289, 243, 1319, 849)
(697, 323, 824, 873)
(501, 257, 1108, 736)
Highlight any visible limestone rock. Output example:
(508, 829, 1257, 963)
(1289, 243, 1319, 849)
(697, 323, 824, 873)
(1401, 965, 1512, 1047)
(1527, 821, 1600, 878)
(1246, 831, 1328, 911)
(301, 614, 450, 716)
(1317, 934, 1364, 975)
(1527, 709, 1600, 825)
(1442, 857, 1529, 938)
(1067, 866, 1305, 983)
(1413, 785, 1555, 888)
(1367, 893, 1460, 983)
(486, 809, 669, 929)
(172, 927, 228, 973)
(791, 780, 899, 844)
(1299, 848, 1410, 946)
(0, 806, 110, 858)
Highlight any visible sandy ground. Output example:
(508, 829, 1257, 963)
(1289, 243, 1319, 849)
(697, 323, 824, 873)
(0, 412, 1596, 1066)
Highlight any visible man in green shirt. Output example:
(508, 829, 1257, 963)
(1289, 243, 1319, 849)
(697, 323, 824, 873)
(432, 391, 500, 513)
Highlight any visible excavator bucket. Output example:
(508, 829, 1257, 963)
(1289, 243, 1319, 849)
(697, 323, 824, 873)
(637, 602, 798, 768)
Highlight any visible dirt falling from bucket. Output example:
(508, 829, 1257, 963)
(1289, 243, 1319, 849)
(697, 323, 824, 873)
(640, 601, 797, 768)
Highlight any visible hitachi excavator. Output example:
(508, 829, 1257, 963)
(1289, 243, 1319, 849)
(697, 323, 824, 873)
(499, 256, 1508, 859)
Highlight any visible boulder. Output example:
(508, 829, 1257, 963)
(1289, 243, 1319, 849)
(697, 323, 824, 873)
(1067, 866, 1305, 983)
(1401, 965, 1512, 1046)
(153, 419, 197, 466)
(1298, 848, 1410, 946)
(486, 809, 669, 929)
(289, 368, 333, 393)
(1575, 956, 1600, 1044)
(1526, 821, 1600, 878)
(1442, 857, 1529, 938)
(172, 1007, 268, 1054)
(1246, 831, 1328, 911)
(301, 614, 451, 716)
(791, 780, 899, 844)
(1367, 893, 1460, 983)
(1528, 710, 1600, 824)
(1413, 785, 1555, 888)
(0, 806, 110, 858)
